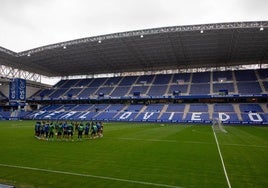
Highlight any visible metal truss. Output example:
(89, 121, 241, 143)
(16, 21, 268, 56)
(0, 21, 267, 58)
(0, 64, 41, 82)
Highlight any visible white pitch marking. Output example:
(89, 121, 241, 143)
(0, 163, 182, 188)
(212, 126, 232, 188)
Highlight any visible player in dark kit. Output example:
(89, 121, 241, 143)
(63, 122, 68, 139)
(77, 122, 84, 140)
(48, 122, 55, 140)
(67, 122, 74, 140)
(84, 122, 90, 138)
(91, 122, 98, 138)
(57, 122, 63, 140)
(40, 121, 45, 138)
(44, 122, 49, 138)
(35, 121, 41, 137)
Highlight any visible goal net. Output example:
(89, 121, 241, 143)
(212, 118, 227, 133)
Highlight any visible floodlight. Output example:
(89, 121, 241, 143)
(200, 30, 204, 33)
(140, 35, 144, 38)
(260, 27, 264, 31)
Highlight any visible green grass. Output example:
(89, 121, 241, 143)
(0, 121, 268, 188)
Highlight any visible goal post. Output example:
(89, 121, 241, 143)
(212, 118, 227, 133)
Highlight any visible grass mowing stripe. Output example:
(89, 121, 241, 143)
(110, 137, 213, 145)
(212, 127, 232, 188)
(222, 143, 268, 148)
(0, 163, 183, 188)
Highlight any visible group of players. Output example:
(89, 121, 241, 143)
(34, 121, 104, 141)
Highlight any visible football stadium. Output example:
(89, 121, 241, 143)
(0, 21, 268, 187)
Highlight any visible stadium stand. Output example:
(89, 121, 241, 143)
(29, 69, 268, 99)
(21, 68, 268, 124)
(1, 22, 268, 125)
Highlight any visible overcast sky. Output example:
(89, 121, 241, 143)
(0, 0, 267, 52)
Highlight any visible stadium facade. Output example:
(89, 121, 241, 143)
(0, 21, 268, 124)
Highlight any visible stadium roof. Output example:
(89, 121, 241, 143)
(0, 21, 268, 77)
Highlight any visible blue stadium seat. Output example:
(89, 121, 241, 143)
(213, 83, 234, 93)
(241, 113, 266, 124)
(263, 81, 268, 92)
(145, 104, 164, 112)
(185, 113, 210, 122)
(239, 104, 263, 112)
(235, 70, 257, 81)
(212, 113, 240, 123)
(172, 73, 191, 83)
(106, 104, 125, 111)
(153, 74, 172, 85)
(75, 78, 93, 87)
(214, 104, 234, 112)
(65, 88, 83, 98)
(39, 89, 55, 98)
(95, 112, 117, 121)
(168, 84, 188, 94)
(110, 86, 131, 97)
(237, 82, 262, 94)
(41, 104, 63, 111)
(166, 104, 185, 112)
(119, 76, 138, 86)
(257, 69, 268, 79)
(189, 104, 208, 112)
(213, 71, 233, 81)
(104, 77, 122, 86)
(95, 86, 114, 96)
(115, 112, 138, 121)
(49, 88, 68, 98)
(192, 72, 210, 83)
(124, 105, 144, 112)
(88, 78, 107, 87)
(60, 79, 80, 88)
(77, 87, 98, 98)
(136, 75, 155, 84)
(159, 112, 183, 122)
(72, 104, 94, 111)
(147, 85, 168, 97)
(129, 86, 149, 96)
(135, 112, 160, 122)
(190, 84, 210, 94)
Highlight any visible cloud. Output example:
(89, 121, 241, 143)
(0, 0, 267, 52)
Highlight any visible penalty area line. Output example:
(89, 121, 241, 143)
(0, 163, 182, 188)
(212, 127, 232, 188)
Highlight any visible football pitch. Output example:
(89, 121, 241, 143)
(0, 121, 267, 188)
